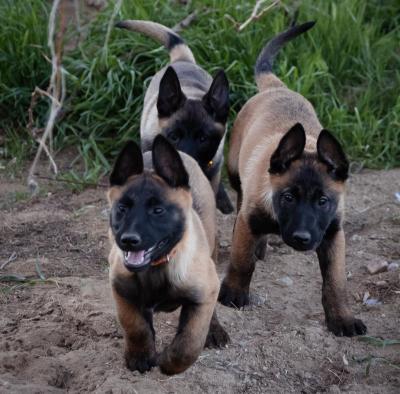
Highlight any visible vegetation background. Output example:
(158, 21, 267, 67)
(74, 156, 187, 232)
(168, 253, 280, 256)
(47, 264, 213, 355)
(1, 0, 399, 186)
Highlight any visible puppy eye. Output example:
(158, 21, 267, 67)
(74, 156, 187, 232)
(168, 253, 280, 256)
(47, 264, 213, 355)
(117, 204, 128, 214)
(199, 135, 207, 143)
(168, 132, 180, 142)
(318, 196, 329, 206)
(152, 207, 165, 215)
(283, 192, 294, 203)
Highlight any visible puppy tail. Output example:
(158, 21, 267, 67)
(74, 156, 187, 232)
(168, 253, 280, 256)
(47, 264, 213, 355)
(255, 21, 315, 92)
(116, 20, 196, 64)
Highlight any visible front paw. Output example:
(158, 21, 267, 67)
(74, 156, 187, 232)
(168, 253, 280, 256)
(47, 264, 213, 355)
(157, 348, 197, 375)
(205, 323, 230, 348)
(125, 352, 157, 373)
(327, 317, 367, 337)
(218, 281, 249, 308)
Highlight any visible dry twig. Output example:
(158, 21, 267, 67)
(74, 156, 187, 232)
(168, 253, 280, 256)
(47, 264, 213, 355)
(27, 0, 66, 194)
(227, 0, 281, 32)
(173, 10, 198, 33)
(0, 252, 17, 270)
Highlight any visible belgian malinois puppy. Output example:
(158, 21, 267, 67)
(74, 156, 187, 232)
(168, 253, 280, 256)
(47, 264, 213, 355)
(219, 22, 367, 337)
(116, 20, 233, 214)
(107, 135, 229, 375)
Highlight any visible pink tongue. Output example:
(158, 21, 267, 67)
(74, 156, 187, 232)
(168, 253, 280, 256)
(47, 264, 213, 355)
(126, 250, 145, 266)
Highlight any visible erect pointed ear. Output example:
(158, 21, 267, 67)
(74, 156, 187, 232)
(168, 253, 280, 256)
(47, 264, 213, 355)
(202, 69, 229, 123)
(157, 66, 186, 118)
(317, 129, 349, 181)
(110, 141, 143, 186)
(269, 123, 306, 174)
(152, 135, 189, 188)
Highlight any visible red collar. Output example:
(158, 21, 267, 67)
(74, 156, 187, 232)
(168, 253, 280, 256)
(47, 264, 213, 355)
(150, 248, 177, 267)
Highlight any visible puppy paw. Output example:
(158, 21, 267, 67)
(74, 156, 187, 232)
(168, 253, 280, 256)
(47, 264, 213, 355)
(205, 323, 230, 348)
(218, 282, 249, 308)
(327, 317, 367, 337)
(217, 197, 234, 214)
(216, 184, 234, 214)
(125, 352, 157, 373)
(157, 349, 196, 375)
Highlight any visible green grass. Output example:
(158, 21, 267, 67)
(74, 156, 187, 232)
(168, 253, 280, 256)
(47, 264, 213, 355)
(1, 0, 399, 182)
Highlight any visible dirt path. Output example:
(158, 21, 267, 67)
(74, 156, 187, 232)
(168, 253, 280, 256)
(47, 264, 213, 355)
(0, 169, 399, 393)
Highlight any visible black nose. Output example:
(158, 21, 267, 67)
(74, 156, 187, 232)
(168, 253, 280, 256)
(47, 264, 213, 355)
(293, 231, 311, 245)
(121, 233, 142, 247)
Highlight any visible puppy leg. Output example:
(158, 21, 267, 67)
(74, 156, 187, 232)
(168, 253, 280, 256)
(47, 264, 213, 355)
(205, 309, 230, 348)
(317, 229, 367, 337)
(216, 181, 234, 214)
(219, 211, 258, 308)
(158, 298, 216, 375)
(113, 290, 157, 373)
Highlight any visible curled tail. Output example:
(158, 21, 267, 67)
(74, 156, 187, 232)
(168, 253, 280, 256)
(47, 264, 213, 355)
(116, 20, 195, 64)
(255, 21, 315, 92)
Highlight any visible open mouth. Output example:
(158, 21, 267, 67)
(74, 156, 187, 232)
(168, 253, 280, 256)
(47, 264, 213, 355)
(123, 238, 169, 272)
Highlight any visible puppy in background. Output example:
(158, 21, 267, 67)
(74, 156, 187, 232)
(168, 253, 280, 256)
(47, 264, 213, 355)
(107, 135, 229, 375)
(116, 20, 233, 214)
(219, 22, 367, 337)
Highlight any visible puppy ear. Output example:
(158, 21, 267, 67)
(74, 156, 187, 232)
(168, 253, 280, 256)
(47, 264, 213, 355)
(269, 123, 306, 174)
(157, 66, 186, 117)
(110, 141, 143, 186)
(203, 69, 229, 123)
(152, 135, 189, 188)
(317, 129, 349, 181)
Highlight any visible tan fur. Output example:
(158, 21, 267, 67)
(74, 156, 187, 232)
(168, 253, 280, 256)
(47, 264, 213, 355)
(223, 66, 365, 336)
(117, 20, 195, 63)
(255, 73, 286, 92)
(107, 151, 226, 374)
(112, 289, 156, 367)
(140, 61, 214, 148)
(119, 20, 229, 208)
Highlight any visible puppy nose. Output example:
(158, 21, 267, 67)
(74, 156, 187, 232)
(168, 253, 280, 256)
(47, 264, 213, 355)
(293, 231, 311, 245)
(121, 233, 141, 247)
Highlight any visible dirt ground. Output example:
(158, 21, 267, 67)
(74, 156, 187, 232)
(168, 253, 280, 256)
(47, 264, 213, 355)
(0, 166, 399, 394)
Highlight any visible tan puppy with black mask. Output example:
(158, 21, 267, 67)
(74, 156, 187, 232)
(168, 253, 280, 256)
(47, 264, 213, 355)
(219, 22, 367, 337)
(116, 20, 233, 214)
(108, 135, 229, 375)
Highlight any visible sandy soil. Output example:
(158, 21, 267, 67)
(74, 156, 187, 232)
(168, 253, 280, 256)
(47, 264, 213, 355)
(0, 168, 399, 393)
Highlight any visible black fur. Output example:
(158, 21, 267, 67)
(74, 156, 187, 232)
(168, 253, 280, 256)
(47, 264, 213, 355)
(157, 67, 186, 118)
(110, 141, 143, 186)
(110, 176, 186, 270)
(162, 100, 225, 172)
(248, 207, 280, 236)
(202, 69, 230, 124)
(113, 269, 200, 313)
(167, 31, 184, 50)
(152, 135, 189, 188)
(269, 123, 306, 174)
(272, 158, 340, 251)
(255, 21, 316, 77)
(317, 129, 349, 181)
(227, 170, 241, 194)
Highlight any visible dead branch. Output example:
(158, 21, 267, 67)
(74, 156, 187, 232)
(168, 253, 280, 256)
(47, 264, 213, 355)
(227, 0, 281, 32)
(173, 10, 198, 33)
(27, 0, 65, 194)
(0, 252, 17, 270)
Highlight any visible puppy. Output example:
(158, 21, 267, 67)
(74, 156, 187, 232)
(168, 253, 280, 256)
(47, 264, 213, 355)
(107, 135, 229, 375)
(116, 20, 233, 214)
(219, 22, 367, 337)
